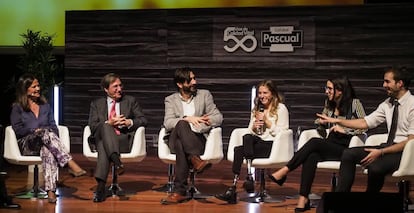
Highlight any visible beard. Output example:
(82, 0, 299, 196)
(386, 88, 398, 98)
(182, 84, 197, 95)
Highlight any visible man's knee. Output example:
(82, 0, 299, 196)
(234, 146, 244, 155)
(341, 148, 357, 162)
(175, 120, 190, 129)
(367, 163, 386, 176)
(242, 134, 255, 142)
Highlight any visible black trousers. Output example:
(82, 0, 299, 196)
(232, 134, 272, 175)
(94, 124, 130, 181)
(336, 143, 402, 192)
(286, 132, 351, 197)
(167, 120, 206, 195)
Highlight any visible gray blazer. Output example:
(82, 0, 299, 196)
(163, 89, 223, 134)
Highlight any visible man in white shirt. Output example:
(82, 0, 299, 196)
(317, 66, 414, 192)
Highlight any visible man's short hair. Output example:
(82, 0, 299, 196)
(386, 66, 411, 89)
(101, 73, 120, 90)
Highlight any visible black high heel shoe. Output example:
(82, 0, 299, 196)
(214, 186, 237, 204)
(267, 174, 287, 186)
(294, 199, 311, 212)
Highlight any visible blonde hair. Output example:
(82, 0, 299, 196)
(252, 80, 284, 117)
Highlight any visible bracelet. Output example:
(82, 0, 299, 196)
(381, 148, 384, 157)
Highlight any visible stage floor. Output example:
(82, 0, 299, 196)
(2, 147, 410, 213)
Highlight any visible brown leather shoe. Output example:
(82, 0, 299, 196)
(160, 193, 189, 204)
(190, 156, 212, 174)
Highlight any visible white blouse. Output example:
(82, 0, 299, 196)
(247, 103, 289, 141)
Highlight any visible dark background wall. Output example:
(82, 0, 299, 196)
(63, 3, 414, 150)
(1, 3, 413, 152)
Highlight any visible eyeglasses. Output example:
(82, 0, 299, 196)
(324, 86, 334, 91)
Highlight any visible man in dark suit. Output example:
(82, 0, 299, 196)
(88, 73, 147, 202)
(161, 67, 223, 204)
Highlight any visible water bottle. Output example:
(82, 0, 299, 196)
(295, 126, 302, 151)
(296, 126, 302, 141)
(331, 172, 337, 192)
(398, 180, 410, 211)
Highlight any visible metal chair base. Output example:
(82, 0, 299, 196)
(14, 165, 47, 199)
(243, 169, 284, 203)
(153, 164, 174, 193)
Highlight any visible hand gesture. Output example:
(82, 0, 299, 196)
(183, 114, 211, 127)
(316, 113, 336, 125)
(360, 148, 382, 167)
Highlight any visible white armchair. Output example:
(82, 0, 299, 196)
(297, 129, 366, 194)
(157, 127, 223, 198)
(227, 128, 294, 203)
(82, 125, 146, 196)
(297, 129, 366, 172)
(3, 125, 70, 199)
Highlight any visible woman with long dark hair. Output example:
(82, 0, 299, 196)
(10, 73, 86, 203)
(268, 76, 366, 212)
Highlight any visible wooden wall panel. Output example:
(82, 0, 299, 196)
(64, 4, 414, 149)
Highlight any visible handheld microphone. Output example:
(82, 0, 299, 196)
(256, 102, 265, 135)
(258, 103, 264, 113)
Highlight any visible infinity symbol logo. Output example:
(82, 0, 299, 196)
(224, 35, 257, 52)
(223, 27, 257, 53)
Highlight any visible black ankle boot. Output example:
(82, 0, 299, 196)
(243, 175, 255, 193)
(215, 186, 237, 204)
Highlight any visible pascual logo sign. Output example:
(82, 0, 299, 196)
(223, 27, 257, 53)
(261, 26, 303, 52)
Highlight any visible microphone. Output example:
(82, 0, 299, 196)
(256, 102, 265, 135)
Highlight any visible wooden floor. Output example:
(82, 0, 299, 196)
(2, 147, 410, 213)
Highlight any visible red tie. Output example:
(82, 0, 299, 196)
(109, 100, 120, 135)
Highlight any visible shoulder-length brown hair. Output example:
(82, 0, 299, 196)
(14, 73, 47, 111)
(252, 80, 284, 117)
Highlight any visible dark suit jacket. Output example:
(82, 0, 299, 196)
(88, 94, 147, 148)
